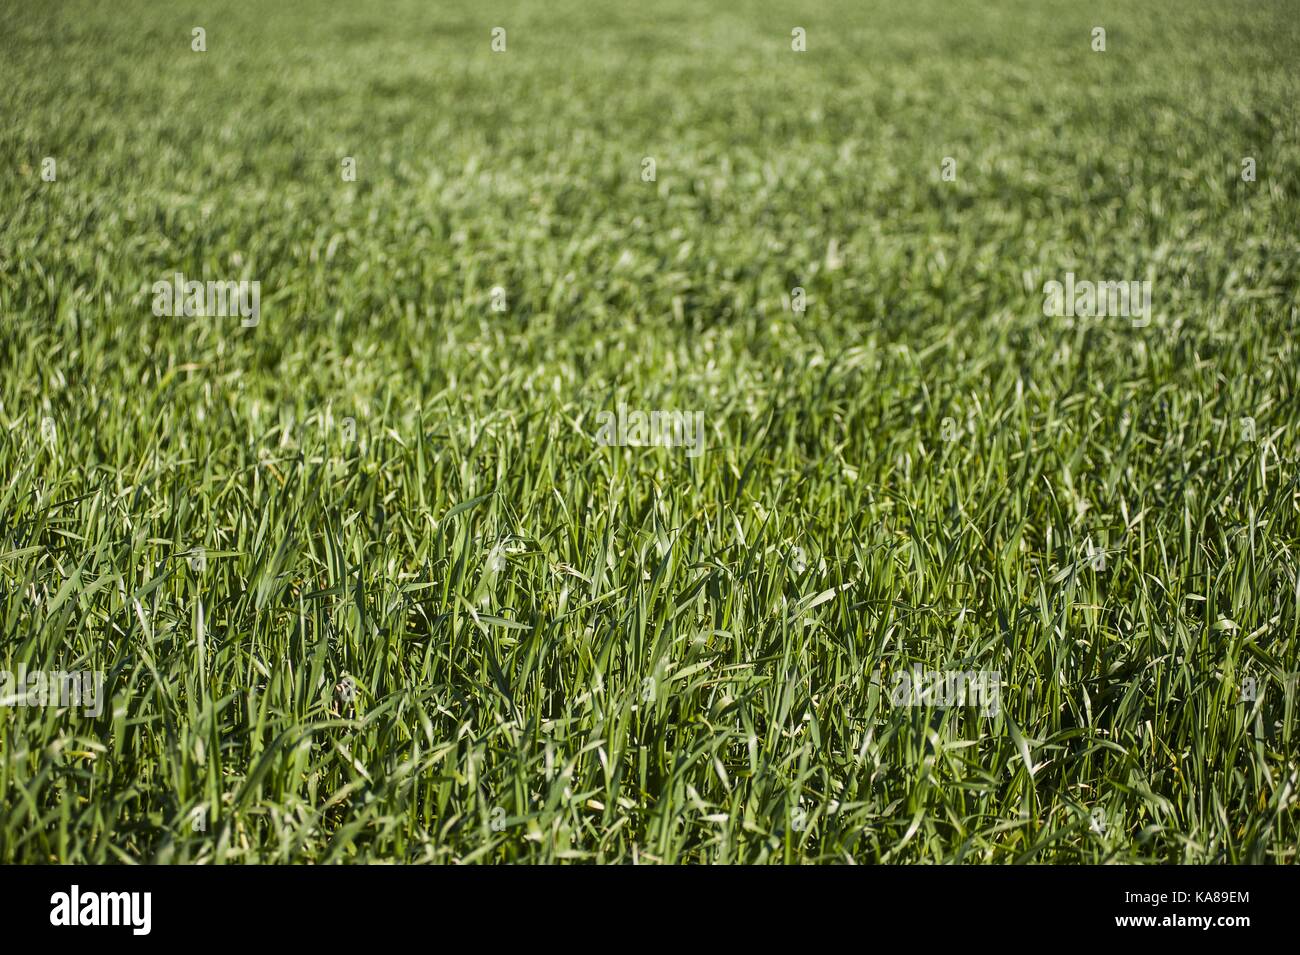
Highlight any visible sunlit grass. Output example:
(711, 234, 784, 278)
(1, 0, 1298, 863)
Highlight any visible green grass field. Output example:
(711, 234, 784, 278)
(1, 0, 1298, 864)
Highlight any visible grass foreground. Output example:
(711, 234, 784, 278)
(1, 0, 1299, 863)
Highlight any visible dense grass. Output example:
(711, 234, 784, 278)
(1, 0, 1298, 863)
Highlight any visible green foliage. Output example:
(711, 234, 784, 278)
(1, 0, 1298, 862)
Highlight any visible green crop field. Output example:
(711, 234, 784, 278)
(1, 0, 1298, 864)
